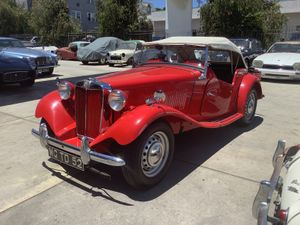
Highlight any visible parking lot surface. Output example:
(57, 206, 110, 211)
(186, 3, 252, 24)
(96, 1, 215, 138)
(0, 60, 299, 225)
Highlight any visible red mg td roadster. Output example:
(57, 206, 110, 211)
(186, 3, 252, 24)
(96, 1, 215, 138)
(32, 37, 263, 189)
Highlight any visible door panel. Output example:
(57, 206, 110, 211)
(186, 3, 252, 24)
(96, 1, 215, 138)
(201, 76, 233, 119)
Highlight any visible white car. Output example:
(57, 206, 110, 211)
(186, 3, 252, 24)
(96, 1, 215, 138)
(107, 40, 144, 66)
(252, 42, 300, 80)
(252, 140, 300, 225)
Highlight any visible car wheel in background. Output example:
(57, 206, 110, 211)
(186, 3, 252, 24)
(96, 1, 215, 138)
(127, 57, 133, 65)
(99, 57, 106, 65)
(108, 63, 114, 67)
(57, 53, 63, 60)
(238, 88, 257, 126)
(122, 122, 174, 189)
(82, 61, 89, 65)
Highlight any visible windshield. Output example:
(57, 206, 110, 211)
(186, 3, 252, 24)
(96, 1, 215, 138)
(118, 42, 136, 50)
(135, 45, 231, 68)
(231, 39, 250, 49)
(268, 43, 300, 53)
(0, 39, 25, 49)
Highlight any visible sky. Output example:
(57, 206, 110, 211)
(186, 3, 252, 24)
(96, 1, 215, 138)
(145, 0, 203, 9)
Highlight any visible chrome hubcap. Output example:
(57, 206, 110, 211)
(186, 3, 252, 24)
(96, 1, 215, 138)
(141, 131, 169, 177)
(245, 92, 256, 120)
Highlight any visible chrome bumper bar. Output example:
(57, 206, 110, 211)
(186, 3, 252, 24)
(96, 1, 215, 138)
(252, 140, 286, 225)
(31, 123, 125, 167)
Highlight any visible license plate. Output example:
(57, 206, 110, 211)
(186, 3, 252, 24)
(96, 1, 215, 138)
(38, 68, 49, 73)
(47, 145, 84, 171)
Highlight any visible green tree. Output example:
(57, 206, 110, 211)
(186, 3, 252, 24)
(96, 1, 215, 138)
(30, 0, 80, 45)
(200, 0, 286, 47)
(0, 0, 31, 35)
(96, 0, 139, 39)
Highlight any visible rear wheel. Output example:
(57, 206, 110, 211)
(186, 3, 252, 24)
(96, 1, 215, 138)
(238, 88, 257, 126)
(122, 122, 174, 189)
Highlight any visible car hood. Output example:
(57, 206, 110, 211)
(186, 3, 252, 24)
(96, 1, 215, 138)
(109, 49, 135, 56)
(96, 64, 198, 108)
(255, 53, 300, 65)
(2, 47, 53, 58)
(98, 64, 197, 88)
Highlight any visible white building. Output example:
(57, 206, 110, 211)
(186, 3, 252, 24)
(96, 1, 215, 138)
(148, 7, 201, 39)
(279, 0, 300, 40)
(148, 0, 300, 40)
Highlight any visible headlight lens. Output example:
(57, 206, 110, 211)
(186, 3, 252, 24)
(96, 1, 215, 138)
(293, 62, 300, 71)
(252, 60, 263, 68)
(57, 81, 72, 100)
(108, 90, 127, 111)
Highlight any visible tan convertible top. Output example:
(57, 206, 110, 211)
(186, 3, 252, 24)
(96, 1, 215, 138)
(144, 36, 241, 54)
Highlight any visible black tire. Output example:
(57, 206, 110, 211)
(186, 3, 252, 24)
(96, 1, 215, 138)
(20, 78, 35, 87)
(126, 57, 133, 65)
(245, 58, 250, 67)
(238, 88, 257, 126)
(82, 61, 89, 65)
(99, 57, 106, 65)
(108, 63, 114, 67)
(122, 122, 174, 189)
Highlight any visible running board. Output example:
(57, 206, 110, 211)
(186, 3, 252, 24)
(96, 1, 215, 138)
(196, 113, 243, 128)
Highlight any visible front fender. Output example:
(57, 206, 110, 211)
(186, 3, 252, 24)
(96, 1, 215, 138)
(90, 105, 167, 147)
(237, 74, 263, 114)
(35, 91, 75, 139)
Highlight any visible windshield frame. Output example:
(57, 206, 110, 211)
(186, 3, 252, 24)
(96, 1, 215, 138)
(267, 43, 300, 53)
(0, 39, 25, 49)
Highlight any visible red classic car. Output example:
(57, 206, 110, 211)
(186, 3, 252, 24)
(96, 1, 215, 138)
(56, 41, 90, 60)
(32, 37, 263, 189)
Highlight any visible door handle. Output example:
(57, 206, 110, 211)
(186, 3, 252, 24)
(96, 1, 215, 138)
(207, 91, 217, 97)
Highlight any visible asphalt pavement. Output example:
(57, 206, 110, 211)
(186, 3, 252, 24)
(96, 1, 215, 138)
(0, 60, 299, 225)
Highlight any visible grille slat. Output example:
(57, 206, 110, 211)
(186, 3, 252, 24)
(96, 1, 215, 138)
(75, 85, 102, 138)
(263, 64, 294, 71)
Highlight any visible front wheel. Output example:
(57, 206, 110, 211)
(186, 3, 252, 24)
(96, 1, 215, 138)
(122, 122, 174, 189)
(20, 78, 35, 87)
(238, 88, 257, 126)
(99, 57, 106, 65)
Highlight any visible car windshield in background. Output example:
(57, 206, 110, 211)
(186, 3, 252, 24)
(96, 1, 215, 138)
(80, 43, 89, 47)
(231, 39, 249, 48)
(268, 43, 300, 53)
(0, 39, 25, 49)
(118, 42, 136, 50)
(136, 45, 230, 68)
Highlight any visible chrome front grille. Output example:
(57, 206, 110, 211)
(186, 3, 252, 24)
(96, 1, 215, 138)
(262, 64, 294, 71)
(75, 79, 112, 139)
(3, 71, 31, 82)
(110, 56, 122, 60)
(36, 57, 47, 66)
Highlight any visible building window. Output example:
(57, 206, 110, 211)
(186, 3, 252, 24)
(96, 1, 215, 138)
(70, 10, 81, 21)
(87, 12, 96, 22)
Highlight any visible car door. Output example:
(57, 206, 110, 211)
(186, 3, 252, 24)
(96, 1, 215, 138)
(200, 51, 235, 119)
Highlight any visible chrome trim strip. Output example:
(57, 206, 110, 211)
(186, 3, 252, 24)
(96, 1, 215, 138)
(31, 125, 125, 167)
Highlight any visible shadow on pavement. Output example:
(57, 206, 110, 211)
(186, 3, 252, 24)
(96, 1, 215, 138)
(42, 116, 263, 204)
(0, 73, 110, 107)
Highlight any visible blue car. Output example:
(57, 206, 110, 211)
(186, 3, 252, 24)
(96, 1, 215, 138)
(0, 37, 58, 86)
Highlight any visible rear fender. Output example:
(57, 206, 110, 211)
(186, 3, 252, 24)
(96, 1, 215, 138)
(35, 91, 75, 139)
(237, 74, 263, 114)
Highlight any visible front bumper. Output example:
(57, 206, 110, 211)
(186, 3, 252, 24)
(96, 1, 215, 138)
(252, 140, 286, 225)
(257, 68, 300, 80)
(31, 123, 125, 167)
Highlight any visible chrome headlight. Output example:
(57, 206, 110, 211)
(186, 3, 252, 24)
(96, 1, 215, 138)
(121, 53, 125, 57)
(57, 81, 72, 100)
(293, 62, 300, 71)
(108, 90, 127, 111)
(252, 60, 263, 68)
